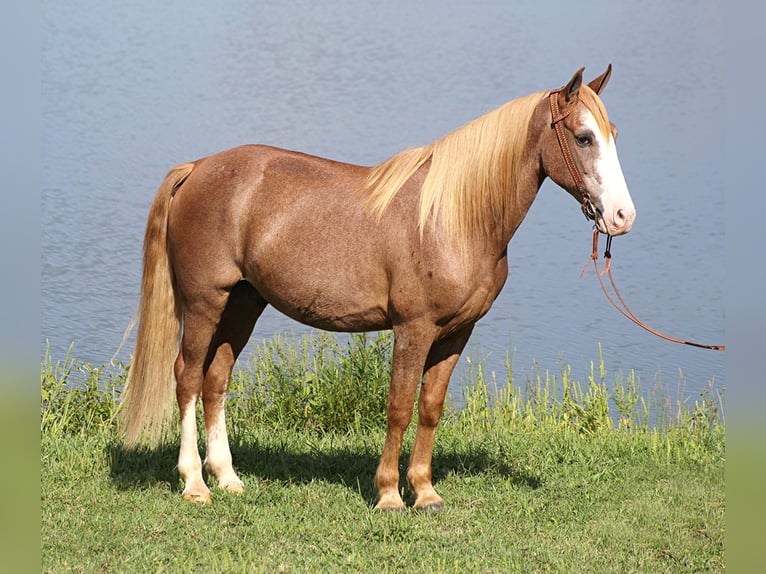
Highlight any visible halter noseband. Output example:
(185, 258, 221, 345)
(548, 88, 598, 222)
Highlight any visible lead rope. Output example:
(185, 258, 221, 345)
(587, 229, 725, 351)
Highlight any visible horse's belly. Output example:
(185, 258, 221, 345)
(273, 299, 390, 332)
(244, 261, 391, 333)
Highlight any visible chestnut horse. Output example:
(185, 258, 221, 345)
(119, 66, 635, 511)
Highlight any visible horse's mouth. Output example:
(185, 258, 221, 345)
(592, 207, 635, 236)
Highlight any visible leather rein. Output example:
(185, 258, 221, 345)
(548, 89, 725, 351)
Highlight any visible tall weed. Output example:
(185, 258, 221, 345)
(228, 332, 393, 435)
(41, 334, 723, 447)
(41, 342, 122, 436)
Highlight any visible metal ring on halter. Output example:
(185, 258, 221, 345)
(581, 195, 597, 221)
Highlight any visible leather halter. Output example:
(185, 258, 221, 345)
(548, 89, 724, 351)
(548, 88, 598, 221)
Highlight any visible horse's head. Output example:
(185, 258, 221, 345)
(541, 65, 636, 236)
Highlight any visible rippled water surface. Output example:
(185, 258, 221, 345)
(42, 0, 724, 401)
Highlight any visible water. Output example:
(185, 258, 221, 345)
(42, 0, 724, 403)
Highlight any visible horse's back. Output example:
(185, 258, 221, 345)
(168, 144, 373, 252)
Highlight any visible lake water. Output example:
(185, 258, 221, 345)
(42, 0, 724, 405)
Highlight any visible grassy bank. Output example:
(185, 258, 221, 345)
(41, 333, 724, 573)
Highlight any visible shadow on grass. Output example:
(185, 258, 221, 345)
(108, 443, 181, 492)
(108, 435, 542, 507)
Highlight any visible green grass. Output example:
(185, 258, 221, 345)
(41, 334, 724, 573)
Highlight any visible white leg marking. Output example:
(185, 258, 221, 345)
(178, 399, 210, 502)
(205, 411, 244, 493)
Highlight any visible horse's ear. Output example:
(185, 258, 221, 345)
(562, 67, 585, 103)
(587, 63, 612, 95)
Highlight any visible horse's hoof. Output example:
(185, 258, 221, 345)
(220, 480, 245, 494)
(413, 492, 446, 512)
(374, 491, 406, 512)
(182, 490, 212, 504)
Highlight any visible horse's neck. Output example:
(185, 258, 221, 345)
(493, 151, 546, 251)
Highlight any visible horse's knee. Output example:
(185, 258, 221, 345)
(386, 400, 414, 429)
(418, 397, 445, 428)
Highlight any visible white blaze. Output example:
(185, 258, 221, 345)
(582, 112, 636, 235)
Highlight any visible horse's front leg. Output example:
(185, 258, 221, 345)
(374, 324, 435, 511)
(407, 325, 474, 511)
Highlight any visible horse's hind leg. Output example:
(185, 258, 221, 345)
(407, 325, 474, 511)
(201, 281, 266, 494)
(175, 306, 219, 503)
(175, 281, 265, 503)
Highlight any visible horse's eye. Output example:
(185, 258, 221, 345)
(575, 134, 593, 148)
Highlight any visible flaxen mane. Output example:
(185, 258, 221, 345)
(361, 86, 611, 241)
(361, 91, 545, 240)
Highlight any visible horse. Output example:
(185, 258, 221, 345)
(118, 65, 635, 511)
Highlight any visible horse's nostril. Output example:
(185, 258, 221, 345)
(616, 209, 625, 223)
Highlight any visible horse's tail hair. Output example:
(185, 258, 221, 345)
(117, 162, 195, 449)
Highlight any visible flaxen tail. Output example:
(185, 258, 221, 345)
(118, 162, 195, 448)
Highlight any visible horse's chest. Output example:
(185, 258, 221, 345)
(428, 263, 508, 330)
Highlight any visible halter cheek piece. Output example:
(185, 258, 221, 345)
(548, 88, 599, 223)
